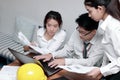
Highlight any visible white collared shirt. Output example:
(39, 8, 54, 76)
(52, 30, 103, 66)
(99, 15, 120, 76)
(34, 27, 66, 54)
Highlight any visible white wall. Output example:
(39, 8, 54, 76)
(0, 0, 87, 41)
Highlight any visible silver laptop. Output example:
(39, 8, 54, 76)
(8, 48, 62, 76)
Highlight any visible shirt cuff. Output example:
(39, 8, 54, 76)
(100, 63, 119, 77)
(65, 59, 72, 65)
(51, 52, 56, 59)
(100, 66, 110, 76)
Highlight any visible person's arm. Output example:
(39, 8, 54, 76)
(52, 43, 74, 58)
(23, 42, 39, 53)
(33, 30, 74, 62)
(65, 52, 103, 66)
(65, 41, 104, 66)
(101, 53, 109, 67)
(52, 30, 77, 58)
(100, 29, 120, 76)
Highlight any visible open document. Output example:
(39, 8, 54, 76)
(58, 65, 96, 74)
(18, 31, 41, 53)
(0, 66, 20, 80)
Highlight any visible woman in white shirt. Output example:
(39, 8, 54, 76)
(84, 0, 120, 80)
(24, 11, 66, 54)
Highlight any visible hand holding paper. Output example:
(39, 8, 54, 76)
(18, 31, 42, 53)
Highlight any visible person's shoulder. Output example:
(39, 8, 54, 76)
(54, 29, 66, 40)
(37, 26, 44, 32)
(109, 15, 120, 25)
(108, 17, 120, 31)
(113, 19, 120, 26)
(92, 33, 103, 45)
(70, 30, 79, 36)
(56, 29, 66, 36)
(37, 26, 45, 36)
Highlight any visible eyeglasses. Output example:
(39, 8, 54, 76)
(76, 27, 92, 36)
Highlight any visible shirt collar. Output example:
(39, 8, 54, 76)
(100, 15, 112, 31)
(89, 31, 101, 45)
(37, 28, 59, 40)
(89, 35, 97, 45)
(52, 30, 61, 40)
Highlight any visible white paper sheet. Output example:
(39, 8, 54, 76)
(18, 31, 30, 45)
(18, 31, 41, 53)
(0, 72, 11, 80)
(0, 66, 20, 80)
(58, 65, 96, 74)
(28, 45, 42, 53)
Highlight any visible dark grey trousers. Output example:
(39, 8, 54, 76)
(101, 72, 120, 80)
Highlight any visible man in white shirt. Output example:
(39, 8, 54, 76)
(34, 13, 104, 67)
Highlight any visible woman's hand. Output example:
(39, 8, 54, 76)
(87, 67, 103, 79)
(23, 45, 30, 52)
(30, 41, 38, 46)
(33, 53, 53, 62)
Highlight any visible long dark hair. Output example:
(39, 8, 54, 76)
(84, 0, 120, 21)
(44, 10, 63, 29)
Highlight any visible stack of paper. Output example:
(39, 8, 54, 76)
(0, 66, 20, 80)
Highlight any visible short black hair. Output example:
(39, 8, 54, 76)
(76, 13, 99, 31)
(44, 10, 63, 29)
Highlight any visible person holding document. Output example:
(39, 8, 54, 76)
(24, 10, 66, 54)
(34, 13, 104, 67)
(83, 0, 120, 80)
(8, 10, 66, 66)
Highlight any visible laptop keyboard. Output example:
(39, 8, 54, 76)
(39, 59, 62, 76)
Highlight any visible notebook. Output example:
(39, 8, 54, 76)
(8, 48, 62, 77)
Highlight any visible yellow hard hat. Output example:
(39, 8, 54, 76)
(17, 63, 47, 80)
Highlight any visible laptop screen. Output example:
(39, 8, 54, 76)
(8, 48, 62, 76)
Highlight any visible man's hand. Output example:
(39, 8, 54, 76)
(48, 58, 65, 68)
(33, 53, 52, 62)
(87, 67, 103, 79)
